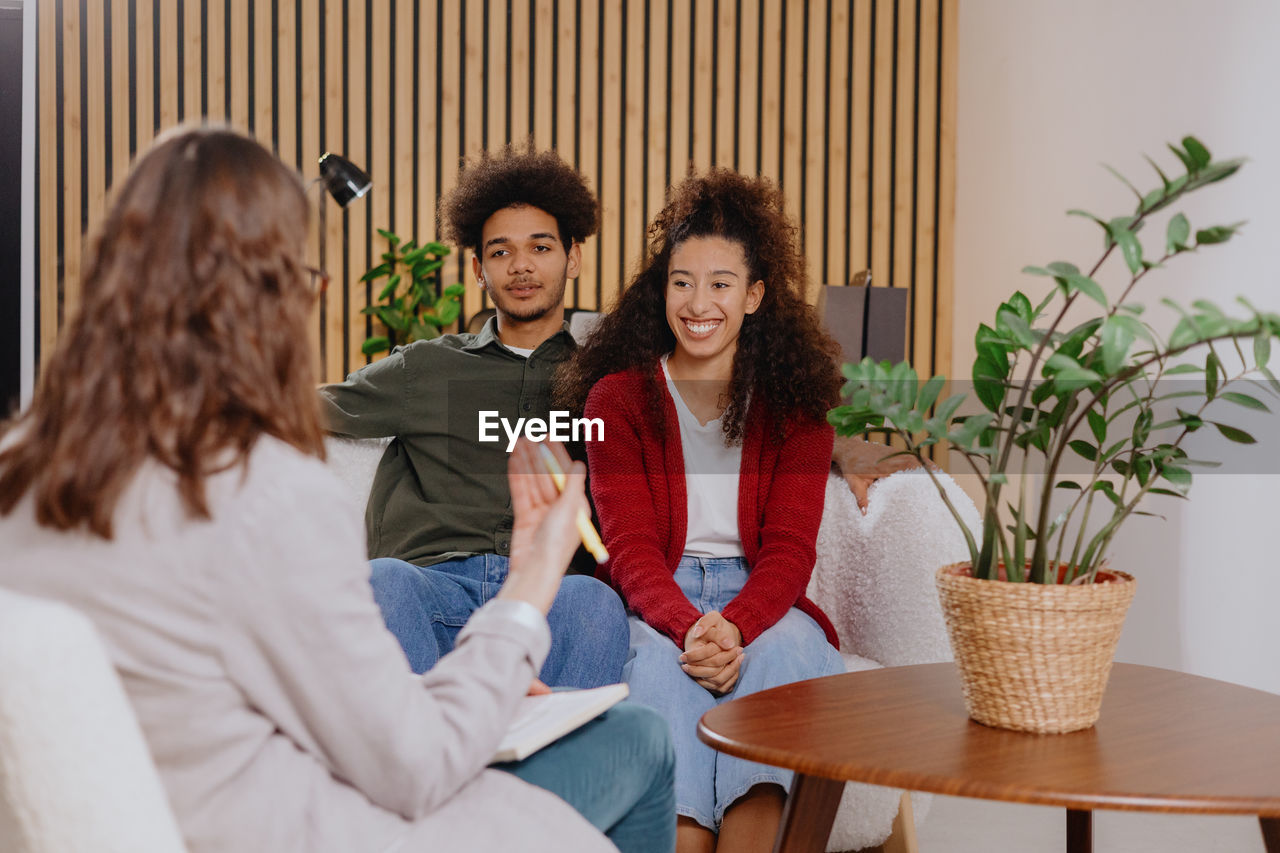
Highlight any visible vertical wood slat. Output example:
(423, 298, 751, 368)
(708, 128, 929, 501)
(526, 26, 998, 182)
(254, 0, 272, 145)
(205, 0, 224, 121)
(368, 0, 391, 363)
(622, 0, 644, 288)
(690, 0, 713, 173)
(159, 1, 178, 131)
(533, 0, 554, 150)
(644, 0, 669, 272)
(37, 0, 56, 365)
(758, 0, 781, 185)
(597, 0, 621, 306)
(183, 0, 202, 122)
(803, 0, 824, 295)
(850, 0, 872, 276)
(110, 0, 130, 190)
(61, 0, 80, 320)
(575, 0, 599, 308)
(323, 0, 345, 381)
(301, 0, 322, 374)
(913, 0, 940, 377)
(85, 0, 104, 238)
(345, 0, 367, 372)
(35, 0, 958, 402)
(936, 0, 958, 384)
(826, 0, 849, 292)
(870, 0, 894, 287)
(229, 2, 248, 131)
(417, 0, 439, 246)
(393, 0, 414, 238)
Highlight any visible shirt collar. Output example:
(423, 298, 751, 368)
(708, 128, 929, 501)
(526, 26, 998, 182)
(461, 314, 577, 355)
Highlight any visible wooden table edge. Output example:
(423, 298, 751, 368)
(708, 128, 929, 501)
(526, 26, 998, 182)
(697, 720, 1280, 818)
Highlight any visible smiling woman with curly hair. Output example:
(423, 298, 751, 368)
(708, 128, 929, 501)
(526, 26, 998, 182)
(557, 169, 845, 853)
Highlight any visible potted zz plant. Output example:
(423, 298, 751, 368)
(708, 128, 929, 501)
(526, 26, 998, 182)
(829, 137, 1280, 734)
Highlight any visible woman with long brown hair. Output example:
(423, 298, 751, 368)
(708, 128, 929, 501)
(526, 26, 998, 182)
(0, 127, 673, 853)
(557, 169, 846, 853)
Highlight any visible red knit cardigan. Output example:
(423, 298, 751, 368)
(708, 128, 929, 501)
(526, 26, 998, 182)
(583, 364, 840, 649)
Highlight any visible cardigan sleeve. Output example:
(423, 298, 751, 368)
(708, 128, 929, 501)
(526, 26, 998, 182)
(721, 416, 834, 646)
(585, 376, 703, 645)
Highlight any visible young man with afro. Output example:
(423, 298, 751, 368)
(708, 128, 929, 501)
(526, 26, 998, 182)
(321, 147, 629, 690)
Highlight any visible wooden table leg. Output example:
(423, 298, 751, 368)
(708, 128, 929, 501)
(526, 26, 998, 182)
(1261, 817, 1280, 853)
(1066, 809, 1092, 853)
(772, 773, 844, 853)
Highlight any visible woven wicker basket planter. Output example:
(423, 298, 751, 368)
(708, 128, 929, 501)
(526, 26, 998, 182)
(935, 563, 1136, 734)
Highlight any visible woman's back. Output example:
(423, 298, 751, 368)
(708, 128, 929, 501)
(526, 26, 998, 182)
(0, 436, 602, 853)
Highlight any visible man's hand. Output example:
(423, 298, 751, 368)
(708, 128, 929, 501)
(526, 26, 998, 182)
(682, 611, 744, 694)
(832, 434, 928, 514)
(496, 440, 586, 615)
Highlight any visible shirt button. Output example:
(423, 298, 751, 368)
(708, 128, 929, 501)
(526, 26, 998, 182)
(522, 402, 531, 412)
(499, 539, 509, 550)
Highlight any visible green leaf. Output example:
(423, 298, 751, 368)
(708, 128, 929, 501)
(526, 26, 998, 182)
(973, 353, 1009, 412)
(1068, 439, 1097, 461)
(1053, 367, 1102, 392)
(359, 262, 394, 282)
(443, 282, 467, 298)
(1022, 265, 1053, 276)
(1165, 363, 1203, 375)
(1144, 154, 1173, 190)
(1182, 136, 1211, 169)
(1111, 226, 1145, 274)
(1044, 352, 1080, 374)
(1206, 351, 1221, 398)
(1212, 422, 1257, 444)
(1099, 317, 1135, 374)
(1008, 292, 1034, 324)
(996, 307, 1037, 349)
(1103, 164, 1144, 203)
(361, 336, 391, 356)
(1195, 222, 1245, 245)
(1220, 391, 1270, 412)
(1064, 273, 1108, 309)
(1166, 213, 1191, 254)
(436, 300, 462, 325)
(917, 375, 946, 412)
(1087, 410, 1107, 444)
(1046, 261, 1080, 277)
(377, 273, 402, 301)
(1254, 331, 1272, 371)
(376, 227, 401, 245)
(1054, 480, 1082, 490)
(1160, 465, 1192, 490)
(1168, 142, 1195, 173)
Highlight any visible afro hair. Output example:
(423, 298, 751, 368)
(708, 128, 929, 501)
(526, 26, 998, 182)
(439, 144, 600, 253)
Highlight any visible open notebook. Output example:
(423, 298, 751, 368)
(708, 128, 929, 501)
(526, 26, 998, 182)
(491, 683, 630, 763)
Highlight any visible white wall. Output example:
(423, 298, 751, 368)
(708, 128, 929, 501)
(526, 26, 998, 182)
(956, 0, 1280, 693)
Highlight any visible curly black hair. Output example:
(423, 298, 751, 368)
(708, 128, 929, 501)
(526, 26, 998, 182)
(439, 143, 600, 253)
(555, 168, 842, 444)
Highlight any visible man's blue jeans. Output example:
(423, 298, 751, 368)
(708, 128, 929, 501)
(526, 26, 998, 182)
(369, 554, 629, 688)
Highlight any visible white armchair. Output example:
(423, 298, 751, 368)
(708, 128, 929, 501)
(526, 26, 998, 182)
(806, 467, 980, 852)
(0, 588, 187, 853)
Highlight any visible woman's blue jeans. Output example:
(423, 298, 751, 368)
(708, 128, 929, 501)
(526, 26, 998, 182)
(369, 555, 629, 688)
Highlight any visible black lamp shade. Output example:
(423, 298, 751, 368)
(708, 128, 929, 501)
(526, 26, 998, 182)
(318, 152, 371, 207)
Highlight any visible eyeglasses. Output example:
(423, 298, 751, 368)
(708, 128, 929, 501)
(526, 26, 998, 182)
(304, 265, 330, 295)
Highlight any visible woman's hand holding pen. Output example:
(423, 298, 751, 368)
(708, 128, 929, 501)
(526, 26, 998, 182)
(498, 439, 587, 615)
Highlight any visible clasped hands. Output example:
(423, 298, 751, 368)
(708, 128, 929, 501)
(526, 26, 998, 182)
(681, 611, 744, 695)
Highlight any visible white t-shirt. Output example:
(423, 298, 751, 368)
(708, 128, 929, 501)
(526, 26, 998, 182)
(662, 356, 746, 559)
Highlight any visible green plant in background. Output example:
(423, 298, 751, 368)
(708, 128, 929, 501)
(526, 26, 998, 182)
(360, 228, 466, 356)
(830, 136, 1280, 584)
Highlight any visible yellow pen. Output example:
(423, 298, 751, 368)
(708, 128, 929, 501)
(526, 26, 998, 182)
(537, 443, 610, 564)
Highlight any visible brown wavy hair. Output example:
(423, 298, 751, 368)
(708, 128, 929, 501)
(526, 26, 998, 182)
(0, 126, 324, 538)
(555, 168, 842, 443)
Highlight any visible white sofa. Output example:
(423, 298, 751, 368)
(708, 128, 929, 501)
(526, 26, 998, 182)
(327, 437, 979, 852)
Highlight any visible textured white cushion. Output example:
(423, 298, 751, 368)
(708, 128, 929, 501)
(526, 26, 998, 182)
(810, 468, 980, 851)
(0, 588, 187, 853)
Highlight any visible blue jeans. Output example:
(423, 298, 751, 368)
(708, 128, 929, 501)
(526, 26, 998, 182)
(624, 557, 845, 831)
(369, 555, 629, 688)
(497, 703, 676, 853)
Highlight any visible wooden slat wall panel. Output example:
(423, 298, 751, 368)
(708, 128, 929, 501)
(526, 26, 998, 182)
(34, 0, 955, 395)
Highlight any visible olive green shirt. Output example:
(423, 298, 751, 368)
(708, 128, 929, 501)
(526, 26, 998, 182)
(319, 317, 578, 568)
